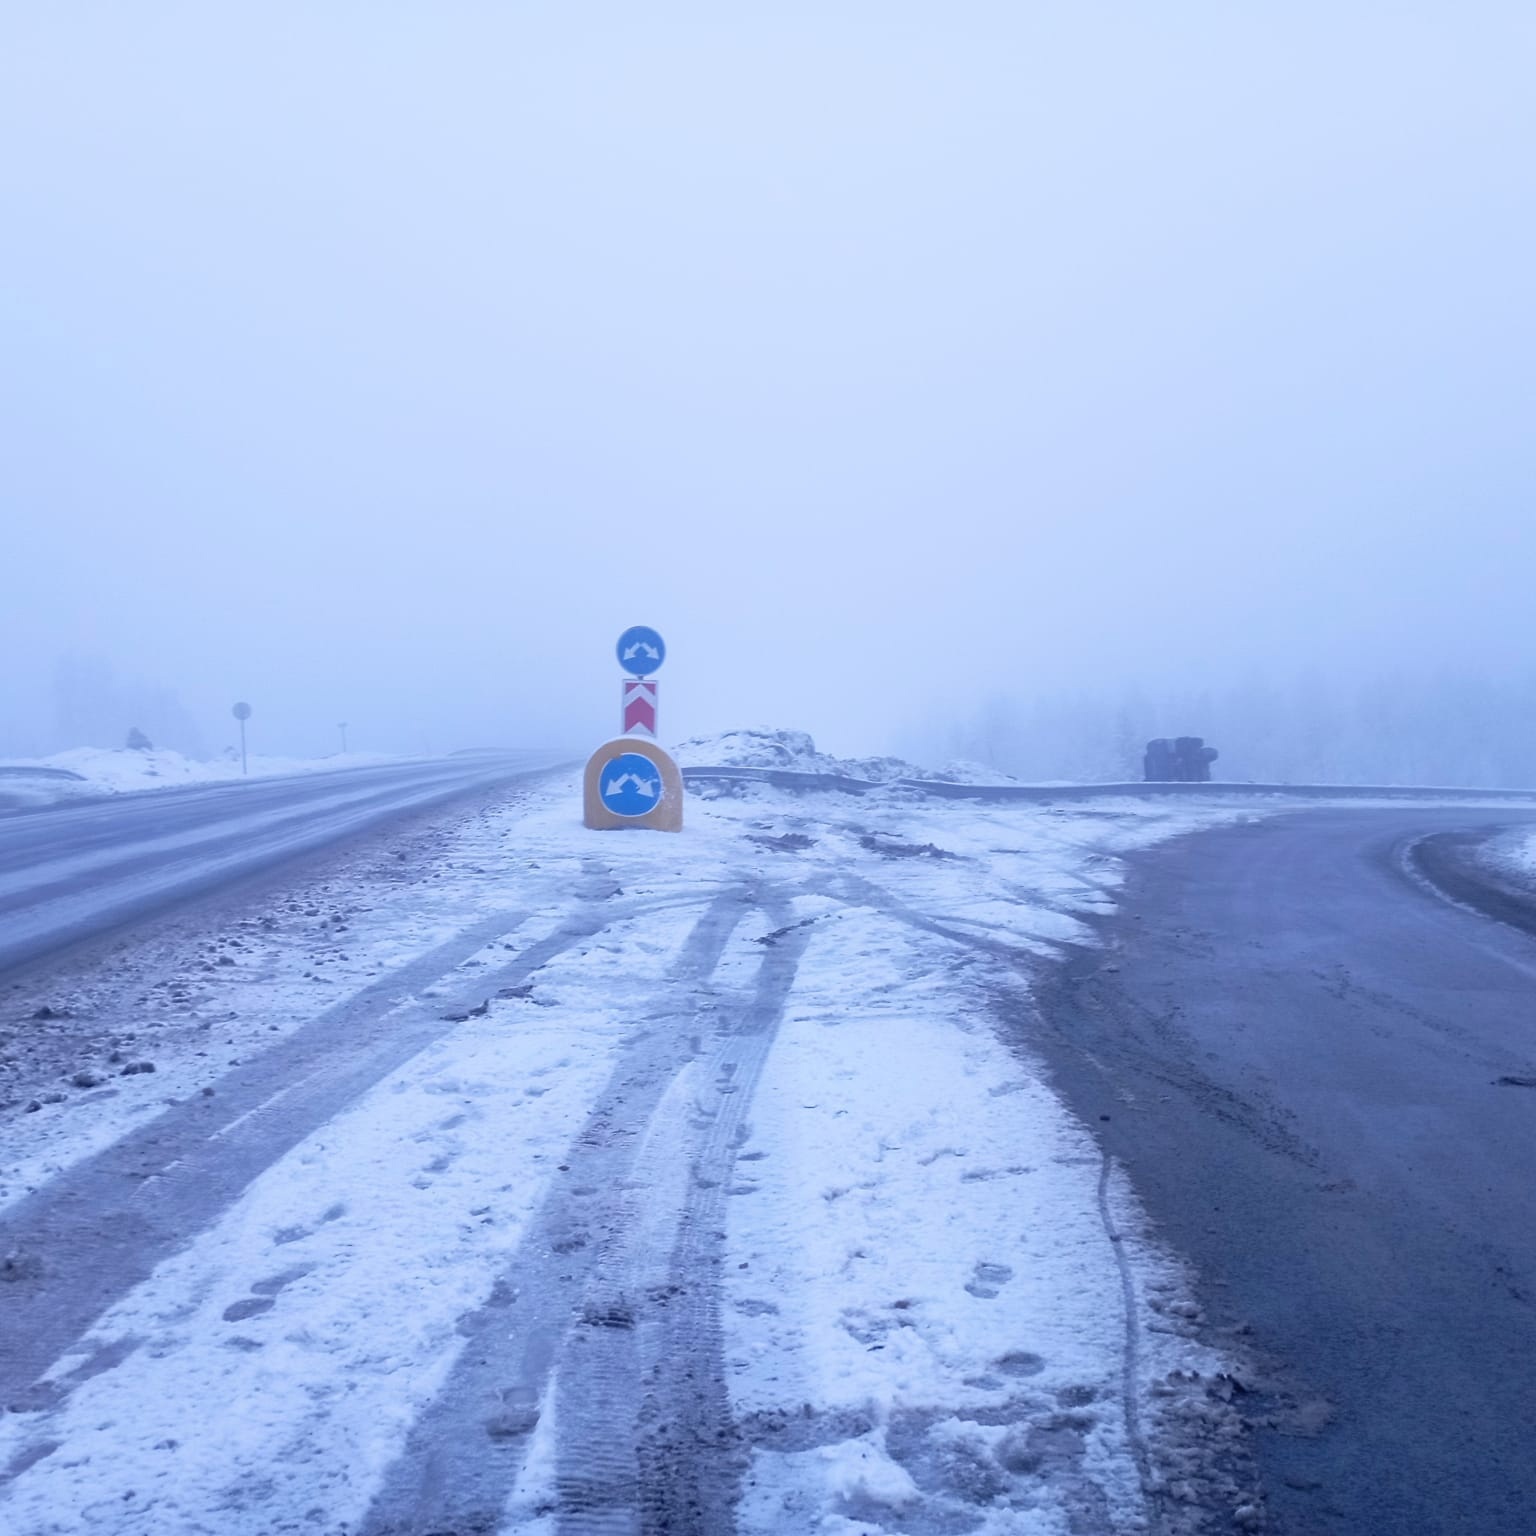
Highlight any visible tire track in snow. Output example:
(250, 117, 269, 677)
(359, 885, 761, 1535)
(557, 890, 810, 1536)
(0, 863, 651, 1422)
(818, 870, 1044, 969)
(1098, 1151, 1157, 1528)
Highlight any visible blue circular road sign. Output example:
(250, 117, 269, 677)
(599, 750, 666, 818)
(616, 625, 666, 677)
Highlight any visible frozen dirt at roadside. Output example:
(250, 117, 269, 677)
(0, 780, 566, 1209)
(0, 759, 1271, 1534)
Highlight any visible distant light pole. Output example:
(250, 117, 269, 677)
(338, 722, 348, 755)
(232, 701, 252, 775)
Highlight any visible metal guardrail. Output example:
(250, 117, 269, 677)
(682, 766, 885, 793)
(681, 765, 1536, 805)
(0, 765, 87, 782)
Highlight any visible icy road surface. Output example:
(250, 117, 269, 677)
(1040, 808, 1536, 1536)
(0, 752, 570, 977)
(0, 776, 1264, 1534)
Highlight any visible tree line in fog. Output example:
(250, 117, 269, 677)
(939, 670, 1536, 788)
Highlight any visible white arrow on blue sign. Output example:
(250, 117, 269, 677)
(599, 750, 666, 817)
(616, 625, 665, 677)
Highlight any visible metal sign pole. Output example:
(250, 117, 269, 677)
(232, 702, 252, 776)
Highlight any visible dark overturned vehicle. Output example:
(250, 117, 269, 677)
(1144, 736, 1219, 783)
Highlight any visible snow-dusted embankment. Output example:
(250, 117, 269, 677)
(0, 746, 399, 809)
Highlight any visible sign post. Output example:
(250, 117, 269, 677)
(232, 702, 252, 776)
(585, 627, 681, 832)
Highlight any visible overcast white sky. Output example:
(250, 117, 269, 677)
(3, 3, 1534, 760)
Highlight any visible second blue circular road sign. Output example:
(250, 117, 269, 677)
(616, 626, 665, 677)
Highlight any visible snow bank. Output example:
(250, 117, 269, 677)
(0, 747, 395, 806)
(673, 727, 1016, 786)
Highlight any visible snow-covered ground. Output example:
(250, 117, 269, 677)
(0, 750, 1267, 1534)
(0, 746, 396, 807)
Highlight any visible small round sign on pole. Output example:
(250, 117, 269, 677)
(616, 625, 665, 677)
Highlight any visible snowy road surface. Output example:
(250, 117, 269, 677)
(0, 776, 1262, 1535)
(0, 752, 570, 977)
(1039, 807, 1536, 1536)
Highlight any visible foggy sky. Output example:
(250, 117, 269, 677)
(4, 4, 1534, 762)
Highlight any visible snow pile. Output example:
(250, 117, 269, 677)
(928, 757, 1020, 785)
(673, 728, 1014, 785)
(0, 747, 394, 805)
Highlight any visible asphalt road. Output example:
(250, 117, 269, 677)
(0, 753, 570, 978)
(1034, 807, 1536, 1536)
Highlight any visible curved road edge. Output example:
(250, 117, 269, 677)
(1027, 805, 1536, 1536)
(1407, 824, 1536, 938)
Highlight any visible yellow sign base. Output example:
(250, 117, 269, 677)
(583, 738, 684, 831)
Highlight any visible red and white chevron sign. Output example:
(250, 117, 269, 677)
(622, 679, 658, 738)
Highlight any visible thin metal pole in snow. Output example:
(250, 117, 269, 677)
(231, 702, 252, 775)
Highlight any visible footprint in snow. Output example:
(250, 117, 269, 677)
(965, 1260, 1015, 1299)
(221, 1264, 314, 1321)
